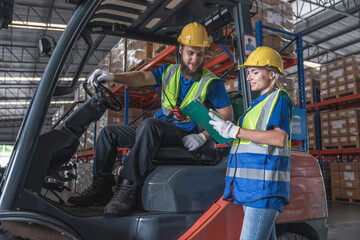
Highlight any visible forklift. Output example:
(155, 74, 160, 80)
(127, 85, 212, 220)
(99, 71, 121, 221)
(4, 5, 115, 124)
(0, 0, 327, 239)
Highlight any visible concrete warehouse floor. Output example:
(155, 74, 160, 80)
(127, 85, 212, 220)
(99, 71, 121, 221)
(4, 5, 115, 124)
(327, 200, 360, 240)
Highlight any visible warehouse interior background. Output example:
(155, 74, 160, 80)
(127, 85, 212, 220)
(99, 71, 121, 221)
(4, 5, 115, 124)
(0, 0, 359, 160)
(0, 1, 359, 239)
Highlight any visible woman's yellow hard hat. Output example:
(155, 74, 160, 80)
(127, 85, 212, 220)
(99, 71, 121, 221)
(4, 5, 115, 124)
(239, 46, 285, 75)
(177, 22, 211, 47)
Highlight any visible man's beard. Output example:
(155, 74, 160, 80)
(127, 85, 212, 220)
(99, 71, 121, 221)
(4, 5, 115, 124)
(180, 57, 204, 80)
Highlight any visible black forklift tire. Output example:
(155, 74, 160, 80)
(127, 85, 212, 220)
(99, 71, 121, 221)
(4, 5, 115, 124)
(278, 232, 309, 240)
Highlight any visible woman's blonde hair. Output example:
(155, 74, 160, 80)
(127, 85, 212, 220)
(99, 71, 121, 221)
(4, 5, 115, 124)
(265, 66, 283, 93)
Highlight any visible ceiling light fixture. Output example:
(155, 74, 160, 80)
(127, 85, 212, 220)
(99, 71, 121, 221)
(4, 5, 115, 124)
(304, 61, 322, 69)
(0, 77, 86, 82)
(0, 100, 74, 105)
(9, 20, 67, 31)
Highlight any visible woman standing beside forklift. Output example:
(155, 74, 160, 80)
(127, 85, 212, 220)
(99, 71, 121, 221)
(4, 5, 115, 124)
(209, 46, 293, 240)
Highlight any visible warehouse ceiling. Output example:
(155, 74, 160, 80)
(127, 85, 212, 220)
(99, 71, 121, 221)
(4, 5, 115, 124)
(0, 0, 359, 144)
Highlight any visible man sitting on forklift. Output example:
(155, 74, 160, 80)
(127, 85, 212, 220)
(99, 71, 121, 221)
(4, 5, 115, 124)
(68, 22, 234, 215)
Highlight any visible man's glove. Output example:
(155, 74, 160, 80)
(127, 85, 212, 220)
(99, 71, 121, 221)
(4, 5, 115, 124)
(182, 133, 207, 151)
(209, 109, 240, 139)
(87, 69, 114, 87)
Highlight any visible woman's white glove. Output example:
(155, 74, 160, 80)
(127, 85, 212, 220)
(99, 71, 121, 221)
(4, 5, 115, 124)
(87, 69, 114, 87)
(209, 109, 240, 139)
(182, 133, 207, 151)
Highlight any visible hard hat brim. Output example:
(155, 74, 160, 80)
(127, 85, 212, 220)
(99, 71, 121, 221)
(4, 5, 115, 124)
(238, 64, 285, 75)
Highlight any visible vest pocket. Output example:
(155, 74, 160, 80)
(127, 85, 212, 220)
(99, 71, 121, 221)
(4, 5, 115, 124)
(244, 156, 266, 190)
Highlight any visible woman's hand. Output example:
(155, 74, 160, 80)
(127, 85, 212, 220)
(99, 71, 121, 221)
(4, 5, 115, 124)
(209, 109, 240, 139)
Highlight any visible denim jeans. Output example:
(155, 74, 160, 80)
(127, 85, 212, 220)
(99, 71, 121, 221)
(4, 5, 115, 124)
(240, 206, 279, 240)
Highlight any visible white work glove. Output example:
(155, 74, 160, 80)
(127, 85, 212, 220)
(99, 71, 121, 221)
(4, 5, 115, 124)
(182, 133, 207, 151)
(87, 69, 114, 87)
(209, 109, 240, 139)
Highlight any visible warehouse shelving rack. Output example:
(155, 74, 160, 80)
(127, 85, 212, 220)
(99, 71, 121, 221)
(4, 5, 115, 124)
(255, 21, 360, 163)
(307, 93, 360, 159)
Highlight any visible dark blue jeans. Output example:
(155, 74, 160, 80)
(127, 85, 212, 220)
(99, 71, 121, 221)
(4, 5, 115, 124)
(95, 118, 188, 185)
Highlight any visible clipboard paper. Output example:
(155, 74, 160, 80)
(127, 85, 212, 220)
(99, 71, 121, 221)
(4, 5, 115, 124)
(181, 99, 235, 144)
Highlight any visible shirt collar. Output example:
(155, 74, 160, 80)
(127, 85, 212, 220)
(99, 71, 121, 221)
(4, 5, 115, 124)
(251, 91, 269, 106)
(180, 71, 201, 83)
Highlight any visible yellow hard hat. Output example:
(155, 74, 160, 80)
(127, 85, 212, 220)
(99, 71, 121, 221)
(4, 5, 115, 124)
(239, 46, 285, 75)
(177, 22, 211, 47)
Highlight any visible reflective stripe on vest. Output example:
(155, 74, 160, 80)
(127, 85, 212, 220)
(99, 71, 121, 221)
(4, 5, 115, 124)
(161, 64, 217, 123)
(226, 167, 290, 182)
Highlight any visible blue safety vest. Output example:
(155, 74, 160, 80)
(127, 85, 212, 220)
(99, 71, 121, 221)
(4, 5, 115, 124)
(223, 89, 293, 204)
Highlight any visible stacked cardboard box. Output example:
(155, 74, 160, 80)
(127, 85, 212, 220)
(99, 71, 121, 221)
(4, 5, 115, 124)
(127, 40, 153, 71)
(320, 56, 360, 101)
(304, 69, 320, 104)
(321, 108, 360, 149)
(251, 0, 295, 58)
(152, 42, 170, 57)
(288, 69, 319, 107)
(83, 108, 146, 151)
(331, 162, 360, 200)
(98, 38, 154, 73)
(322, 158, 336, 199)
(73, 162, 93, 194)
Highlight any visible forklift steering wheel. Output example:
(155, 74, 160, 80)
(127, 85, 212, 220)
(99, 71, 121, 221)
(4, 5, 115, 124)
(83, 81, 123, 112)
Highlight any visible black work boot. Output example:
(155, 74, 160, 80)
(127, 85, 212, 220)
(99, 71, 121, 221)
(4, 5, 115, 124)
(103, 178, 137, 215)
(68, 175, 113, 206)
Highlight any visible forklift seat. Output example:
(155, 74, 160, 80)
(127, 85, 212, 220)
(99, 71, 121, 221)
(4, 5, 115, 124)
(154, 139, 220, 165)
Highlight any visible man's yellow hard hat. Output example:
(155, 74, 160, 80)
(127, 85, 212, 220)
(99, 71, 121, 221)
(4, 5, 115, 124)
(239, 46, 285, 75)
(177, 22, 211, 47)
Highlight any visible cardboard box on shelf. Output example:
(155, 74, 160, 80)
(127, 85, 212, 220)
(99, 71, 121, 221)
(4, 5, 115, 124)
(330, 137, 339, 147)
(339, 162, 359, 171)
(329, 119, 346, 137)
(321, 122, 329, 137)
(152, 43, 170, 57)
(304, 69, 319, 79)
(127, 40, 153, 70)
(347, 109, 360, 135)
(320, 88, 329, 101)
(348, 135, 360, 147)
(330, 162, 339, 172)
(341, 189, 360, 199)
(341, 180, 360, 190)
(328, 78, 337, 87)
(346, 80, 360, 95)
(322, 137, 330, 148)
(331, 179, 340, 189)
(327, 86, 337, 98)
(344, 63, 360, 74)
(341, 171, 359, 181)
(329, 111, 338, 119)
(338, 84, 347, 95)
(344, 55, 360, 65)
(332, 188, 341, 198)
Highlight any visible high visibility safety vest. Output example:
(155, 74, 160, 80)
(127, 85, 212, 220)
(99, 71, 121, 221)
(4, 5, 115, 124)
(223, 89, 293, 204)
(161, 64, 218, 123)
